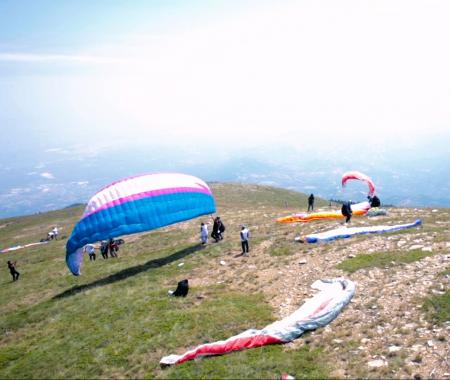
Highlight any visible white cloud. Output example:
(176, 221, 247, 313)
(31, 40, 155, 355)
(41, 172, 55, 179)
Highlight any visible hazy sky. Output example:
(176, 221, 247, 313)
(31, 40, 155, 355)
(0, 1, 449, 217)
(1, 0, 449, 154)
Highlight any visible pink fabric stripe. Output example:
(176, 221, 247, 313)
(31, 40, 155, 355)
(96, 172, 202, 193)
(82, 186, 212, 219)
(176, 334, 283, 364)
(305, 297, 334, 319)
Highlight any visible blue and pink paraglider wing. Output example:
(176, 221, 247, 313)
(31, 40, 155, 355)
(66, 173, 216, 275)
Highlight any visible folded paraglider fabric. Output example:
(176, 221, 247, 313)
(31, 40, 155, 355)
(1, 241, 48, 254)
(367, 208, 388, 217)
(160, 278, 355, 366)
(277, 202, 370, 223)
(304, 219, 422, 243)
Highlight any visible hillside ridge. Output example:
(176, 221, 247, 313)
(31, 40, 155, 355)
(0, 182, 449, 379)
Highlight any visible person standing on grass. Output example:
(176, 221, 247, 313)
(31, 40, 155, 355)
(200, 222, 208, 245)
(7, 260, 20, 281)
(211, 216, 224, 242)
(240, 225, 250, 256)
(308, 193, 315, 212)
(85, 243, 96, 261)
(341, 201, 353, 224)
(100, 240, 109, 259)
(52, 226, 59, 240)
(109, 238, 118, 258)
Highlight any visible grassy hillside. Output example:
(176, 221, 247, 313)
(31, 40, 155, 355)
(0, 183, 449, 379)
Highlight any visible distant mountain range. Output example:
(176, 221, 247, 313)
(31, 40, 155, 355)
(0, 141, 448, 218)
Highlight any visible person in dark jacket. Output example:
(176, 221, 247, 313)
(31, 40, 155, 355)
(100, 241, 109, 259)
(341, 201, 353, 224)
(7, 260, 20, 281)
(211, 216, 225, 242)
(109, 238, 119, 258)
(307, 194, 315, 212)
(368, 195, 381, 208)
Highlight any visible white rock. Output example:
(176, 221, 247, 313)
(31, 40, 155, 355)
(409, 245, 424, 250)
(389, 345, 401, 353)
(422, 247, 433, 252)
(178, 262, 184, 267)
(299, 259, 307, 265)
(220, 260, 226, 266)
(368, 359, 387, 368)
(411, 344, 423, 352)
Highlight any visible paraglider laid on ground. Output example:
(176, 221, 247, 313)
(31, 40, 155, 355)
(299, 219, 422, 244)
(367, 208, 388, 217)
(277, 201, 371, 223)
(160, 278, 355, 366)
(277, 170, 377, 224)
(1, 241, 48, 254)
(66, 173, 216, 275)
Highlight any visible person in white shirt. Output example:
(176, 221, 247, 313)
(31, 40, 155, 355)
(52, 226, 59, 240)
(240, 225, 250, 256)
(84, 244, 96, 261)
(200, 223, 208, 245)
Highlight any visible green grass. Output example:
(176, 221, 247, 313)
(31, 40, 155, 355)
(422, 291, 450, 325)
(336, 249, 433, 273)
(0, 183, 330, 379)
(164, 345, 328, 380)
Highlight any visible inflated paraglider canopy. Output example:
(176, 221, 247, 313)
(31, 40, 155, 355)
(66, 173, 216, 275)
(341, 171, 376, 198)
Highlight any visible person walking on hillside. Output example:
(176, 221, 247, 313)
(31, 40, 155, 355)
(52, 226, 59, 240)
(109, 238, 119, 258)
(100, 240, 109, 259)
(308, 194, 315, 212)
(341, 201, 353, 225)
(211, 216, 225, 242)
(240, 225, 250, 256)
(85, 243, 96, 261)
(200, 222, 208, 245)
(7, 260, 20, 281)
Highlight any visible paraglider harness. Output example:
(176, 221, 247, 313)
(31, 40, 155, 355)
(341, 202, 352, 217)
(368, 195, 381, 208)
(172, 279, 189, 297)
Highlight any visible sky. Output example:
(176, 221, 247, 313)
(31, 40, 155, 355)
(0, 0, 449, 216)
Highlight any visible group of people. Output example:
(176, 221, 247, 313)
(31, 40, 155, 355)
(46, 226, 59, 241)
(84, 238, 121, 261)
(5, 193, 381, 282)
(307, 193, 381, 225)
(200, 216, 251, 256)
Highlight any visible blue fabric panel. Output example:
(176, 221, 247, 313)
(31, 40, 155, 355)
(66, 191, 215, 274)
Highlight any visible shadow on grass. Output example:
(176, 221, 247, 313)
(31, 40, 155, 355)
(54, 244, 203, 299)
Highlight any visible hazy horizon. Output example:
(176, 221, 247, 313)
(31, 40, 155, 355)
(1, 1, 449, 217)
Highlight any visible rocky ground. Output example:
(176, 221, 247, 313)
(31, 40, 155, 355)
(191, 206, 450, 379)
